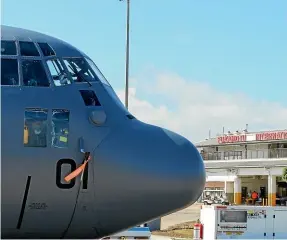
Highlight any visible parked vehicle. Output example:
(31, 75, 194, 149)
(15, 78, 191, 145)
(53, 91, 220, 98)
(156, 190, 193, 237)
(203, 196, 229, 205)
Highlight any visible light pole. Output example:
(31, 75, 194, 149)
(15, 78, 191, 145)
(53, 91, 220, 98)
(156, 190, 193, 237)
(120, 0, 130, 110)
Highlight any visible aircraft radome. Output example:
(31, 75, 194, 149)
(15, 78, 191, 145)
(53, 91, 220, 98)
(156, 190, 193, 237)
(1, 25, 206, 239)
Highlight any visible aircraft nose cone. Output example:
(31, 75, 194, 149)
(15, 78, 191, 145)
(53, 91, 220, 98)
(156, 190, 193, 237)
(92, 121, 205, 237)
(159, 127, 206, 204)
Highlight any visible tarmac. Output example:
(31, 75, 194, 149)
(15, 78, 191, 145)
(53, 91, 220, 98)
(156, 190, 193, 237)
(151, 235, 174, 240)
(159, 203, 201, 230)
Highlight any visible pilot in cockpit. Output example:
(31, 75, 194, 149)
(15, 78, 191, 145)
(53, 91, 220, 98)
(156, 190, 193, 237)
(69, 59, 93, 83)
(26, 120, 47, 147)
(22, 62, 38, 86)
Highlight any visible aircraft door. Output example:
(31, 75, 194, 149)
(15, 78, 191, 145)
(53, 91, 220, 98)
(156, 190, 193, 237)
(48, 108, 93, 238)
(17, 106, 86, 238)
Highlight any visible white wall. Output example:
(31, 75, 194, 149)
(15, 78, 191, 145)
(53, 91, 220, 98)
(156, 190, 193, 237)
(226, 181, 233, 193)
(241, 176, 268, 193)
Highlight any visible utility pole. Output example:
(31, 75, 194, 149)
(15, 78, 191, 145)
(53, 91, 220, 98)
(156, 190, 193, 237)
(120, 0, 130, 110)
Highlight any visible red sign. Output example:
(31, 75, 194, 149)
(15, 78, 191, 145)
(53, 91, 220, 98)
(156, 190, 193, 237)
(217, 135, 247, 144)
(256, 131, 287, 141)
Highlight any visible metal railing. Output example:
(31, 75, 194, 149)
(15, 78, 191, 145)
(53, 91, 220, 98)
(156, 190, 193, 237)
(201, 148, 287, 161)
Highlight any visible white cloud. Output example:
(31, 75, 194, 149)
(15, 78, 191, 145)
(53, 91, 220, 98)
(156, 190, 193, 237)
(115, 71, 287, 143)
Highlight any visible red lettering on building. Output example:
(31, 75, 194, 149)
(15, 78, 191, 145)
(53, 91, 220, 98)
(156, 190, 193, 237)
(256, 131, 287, 141)
(217, 134, 247, 144)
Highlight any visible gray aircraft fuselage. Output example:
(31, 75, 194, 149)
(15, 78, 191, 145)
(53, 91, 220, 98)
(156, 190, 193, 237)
(1, 25, 206, 239)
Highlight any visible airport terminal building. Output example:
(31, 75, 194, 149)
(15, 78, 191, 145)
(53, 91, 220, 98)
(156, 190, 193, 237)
(196, 129, 287, 206)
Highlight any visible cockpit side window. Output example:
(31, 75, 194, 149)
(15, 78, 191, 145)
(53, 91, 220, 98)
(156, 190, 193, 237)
(38, 42, 55, 56)
(1, 41, 17, 55)
(79, 90, 101, 106)
(24, 108, 48, 147)
(22, 60, 50, 87)
(85, 58, 111, 86)
(63, 58, 97, 83)
(1, 59, 19, 86)
(46, 59, 72, 86)
(51, 109, 70, 148)
(19, 41, 40, 57)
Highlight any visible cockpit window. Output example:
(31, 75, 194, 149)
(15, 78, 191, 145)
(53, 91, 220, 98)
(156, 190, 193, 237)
(1, 41, 17, 55)
(24, 108, 48, 147)
(51, 109, 70, 148)
(38, 42, 55, 56)
(22, 60, 50, 87)
(46, 59, 72, 86)
(63, 58, 97, 83)
(19, 41, 40, 56)
(79, 90, 101, 106)
(1, 59, 19, 86)
(85, 58, 111, 86)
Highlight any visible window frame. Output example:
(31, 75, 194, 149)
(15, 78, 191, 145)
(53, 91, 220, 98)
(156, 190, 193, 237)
(45, 57, 73, 87)
(51, 109, 70, 148)
(19, 41, 41, 57)
(1, 40, 18, 56)
(84, 57, 110, 86)
(20, 58, 52, 87)
(1, 57, 21, 86)
(62, 57, 99, 84)
(79, 90, 101, 106)
(37, 42, 56, 57)
(23, 108, 49, 148)
(1, 40, 111, 88)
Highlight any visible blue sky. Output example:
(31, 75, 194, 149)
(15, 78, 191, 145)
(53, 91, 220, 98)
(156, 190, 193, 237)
(2, 0, 286, 106)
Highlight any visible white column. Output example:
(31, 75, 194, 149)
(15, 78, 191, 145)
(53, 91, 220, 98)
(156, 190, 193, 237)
(234, 176, 242, 205)
(268, 175, 276, 206)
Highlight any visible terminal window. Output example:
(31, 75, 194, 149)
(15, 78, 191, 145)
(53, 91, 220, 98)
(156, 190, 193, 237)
(224, 151, 242, 160)
(51, 109, 70, 148)
(24, 108, 48, 147)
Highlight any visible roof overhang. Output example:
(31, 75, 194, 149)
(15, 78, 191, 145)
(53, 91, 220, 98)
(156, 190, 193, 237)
(197, 139, 287, 148)
(204, 158, 287, 169)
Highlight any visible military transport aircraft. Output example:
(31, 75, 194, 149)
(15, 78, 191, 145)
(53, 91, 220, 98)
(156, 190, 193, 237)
(1, 25, 206, 239)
